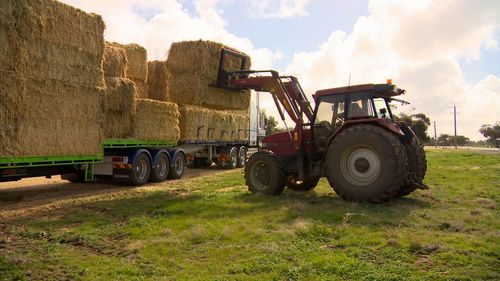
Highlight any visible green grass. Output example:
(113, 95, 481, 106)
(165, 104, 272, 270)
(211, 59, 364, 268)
(1, 150, 499, 280)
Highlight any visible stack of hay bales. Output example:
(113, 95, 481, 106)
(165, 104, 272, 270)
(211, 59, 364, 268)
(102, 42, 136, 138)
(0, 0, 105, 157)
(167, 40, 251, 143)
(109, 42, 149, 99)
(102, 42, 179, 142)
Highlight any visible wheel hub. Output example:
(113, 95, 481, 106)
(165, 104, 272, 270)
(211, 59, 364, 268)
(340, 147, 381, 186)
(354, 158, 370, 173)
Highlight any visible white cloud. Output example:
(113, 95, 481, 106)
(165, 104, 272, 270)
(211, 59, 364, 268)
(284, 0, 500, 140)
(59, 0, 280, 68)
(246, 0, 311, 18)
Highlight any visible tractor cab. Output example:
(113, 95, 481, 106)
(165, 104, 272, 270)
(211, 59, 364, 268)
(312, 83, 405, 154)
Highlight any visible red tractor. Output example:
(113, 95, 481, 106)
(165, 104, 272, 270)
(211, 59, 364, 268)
(217, 49, 427, 202)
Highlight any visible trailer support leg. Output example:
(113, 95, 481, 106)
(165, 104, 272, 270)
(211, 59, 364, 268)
(84, 162, 95, 182)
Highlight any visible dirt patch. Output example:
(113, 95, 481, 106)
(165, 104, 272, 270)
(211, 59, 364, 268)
(0, 168, 235, 222)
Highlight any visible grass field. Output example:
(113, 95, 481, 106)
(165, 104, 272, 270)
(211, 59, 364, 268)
(1, 149, 499, 281)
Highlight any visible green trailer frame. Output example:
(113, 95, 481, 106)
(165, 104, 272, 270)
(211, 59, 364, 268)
(0, 139, 177, 181)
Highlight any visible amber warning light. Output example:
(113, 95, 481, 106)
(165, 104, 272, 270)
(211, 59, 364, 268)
(386, 79, 393, 85)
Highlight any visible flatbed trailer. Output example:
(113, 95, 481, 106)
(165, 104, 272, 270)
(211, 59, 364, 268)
(0, 139, 253, 186)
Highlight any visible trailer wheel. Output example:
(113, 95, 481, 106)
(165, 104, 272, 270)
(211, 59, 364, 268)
(129, 152, 151, 186)
(237, 146, 247, 168)
(286, 175, 320, 191)
(326, 124, 408, 203)
(168, 151, 186, 179)
(218, 147, 238, 169)
(150, 152, 170, 182)
(398, 138, 427, 196)
(245, 151, 286, 195)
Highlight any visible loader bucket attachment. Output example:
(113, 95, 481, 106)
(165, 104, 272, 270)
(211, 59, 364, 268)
(215, 48, 249, 89)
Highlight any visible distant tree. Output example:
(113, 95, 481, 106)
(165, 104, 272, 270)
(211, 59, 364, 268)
(261, 111, 279, 135)
(479, 122, 500, 148)
(437, 134, 452, 146)
(456, 135, 470, 146)
(437, 134, 470, 147)
(395, 113, 431, 143)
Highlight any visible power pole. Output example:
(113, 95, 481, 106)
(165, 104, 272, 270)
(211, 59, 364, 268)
(434, 121, 437, 148)
(453, 105, 457, 149)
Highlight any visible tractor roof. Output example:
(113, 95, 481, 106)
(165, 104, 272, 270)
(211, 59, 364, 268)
(313, 83, 405, 100)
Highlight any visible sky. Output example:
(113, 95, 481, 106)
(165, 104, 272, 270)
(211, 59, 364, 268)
(61, 0, 500, 140)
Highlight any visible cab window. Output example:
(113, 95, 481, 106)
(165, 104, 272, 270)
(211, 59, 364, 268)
(373, 98, 391, 119)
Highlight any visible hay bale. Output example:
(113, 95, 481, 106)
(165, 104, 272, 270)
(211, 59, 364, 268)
(178, 105, 249, 143)
(133, 99, 179, 142)
(167, 40, 251, 111)
(147, 60, 169, 101)
(0, 0, 105, 157)
(131, 78, 148, 99)
(103, 77, 136, 112)
(103, 43, 127, 77)
(110, 42, 148, 81)
(1, 76, 104, 156)
(9, 0, 105, 87)
(104, 111, 133, 139)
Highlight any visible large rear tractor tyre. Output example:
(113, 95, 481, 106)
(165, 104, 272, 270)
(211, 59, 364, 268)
(150, 153, 170, 183)
(286, 175, 320, 191)
(326, 124, 408, 203)
(129, 153, 151, 186)
(398, 138, 427, 196)
(245, 151, 286, 196)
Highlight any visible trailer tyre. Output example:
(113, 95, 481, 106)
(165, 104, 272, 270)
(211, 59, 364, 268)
(398, 137, 427, 196)
(237, 146, 247, 168)
(245, 151, 286, 196)
(129, 153, 151, 186)
(326, 124, 408, 203)
(218, 147, 238, 169)
(168, 151, 186, 179)
(286, 175, 320, 191)
(150, 152, 170, 182)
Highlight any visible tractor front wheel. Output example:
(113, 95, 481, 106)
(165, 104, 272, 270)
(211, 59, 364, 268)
(245, 151, 286, 195)
(398, 137, 427, 196)
(326, 124, 408, 202)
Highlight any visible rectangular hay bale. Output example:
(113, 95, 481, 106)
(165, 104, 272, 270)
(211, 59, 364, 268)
(167, 40, 251, 111)
(103, 77, 136, 112)
(109, 42, 148, 81)
(103, 42, 128, 77)
(131, 78, 148, 99)
(133, 99, 180, 142)
(1, 76, 104, 156)
(147, 60, 169, 101)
